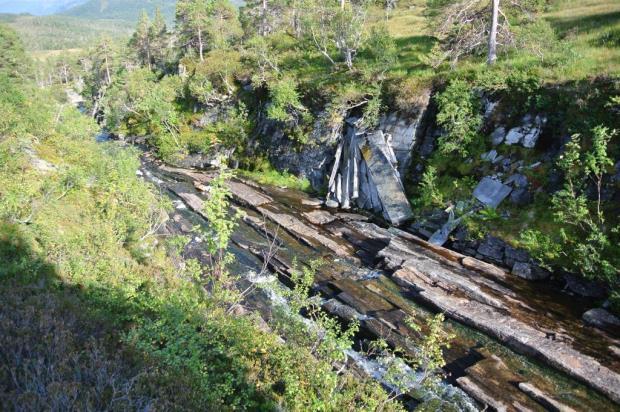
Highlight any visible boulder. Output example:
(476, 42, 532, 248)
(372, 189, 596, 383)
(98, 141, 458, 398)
(505, 173, 528, 188)
(491, 126, 506, 146)
(303, 210, 336, 225)
(473, 177, 512, 208)
(504, 114, 546, 148)
(582, 308, 620, 334)
(563, 274, 607, 298)
(510, 188, 532, 206)
(512, 262, 549, 281)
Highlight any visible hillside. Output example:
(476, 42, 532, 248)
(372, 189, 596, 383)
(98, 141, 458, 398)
(0, 13, 132, 51)
(62, 0, 177, 23)
(0, 0, 87, 15)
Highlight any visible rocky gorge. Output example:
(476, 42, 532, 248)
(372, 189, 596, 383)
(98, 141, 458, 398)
(134, 148, 620, 411)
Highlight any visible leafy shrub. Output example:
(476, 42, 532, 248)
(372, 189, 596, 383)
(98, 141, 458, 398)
(435, 79, 482, 157)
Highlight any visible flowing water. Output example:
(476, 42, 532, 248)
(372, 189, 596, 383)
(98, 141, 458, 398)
(97, 134, 619, 411)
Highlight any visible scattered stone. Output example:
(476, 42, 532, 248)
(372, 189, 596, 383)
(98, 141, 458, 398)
(510, 187, 532, 206)
(505, 173, 528, 188)
(610, 345, 620, 358)
(428, 210, 460, 246)
(481, 149, 499, 162)
(582, 308, 620, 334)
(303, 210, 337, 225)
(473, 177, 513, 208)
(325, 198, 339, 208)
(491, 126, 506, 146)
(505, 114, 546, 148)
(518, 382, 577, 412)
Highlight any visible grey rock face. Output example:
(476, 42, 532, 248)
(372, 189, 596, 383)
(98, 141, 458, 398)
(473, 177, 513, 208)
(324, 115, 416, 226)
(582, 308, 620, 334)
(504, 246, 529, 268)
(358, 131, 413, 225)
(260, 112, 340, 191)
(379, 112, 424, 177)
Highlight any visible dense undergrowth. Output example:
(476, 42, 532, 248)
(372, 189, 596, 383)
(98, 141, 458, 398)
(0, 25, 413, 410)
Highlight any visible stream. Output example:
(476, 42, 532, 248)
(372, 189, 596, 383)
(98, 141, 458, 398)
(97, 130, 620, 411)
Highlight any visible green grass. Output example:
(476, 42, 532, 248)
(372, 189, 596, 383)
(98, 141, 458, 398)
(239, 166, 312, 193)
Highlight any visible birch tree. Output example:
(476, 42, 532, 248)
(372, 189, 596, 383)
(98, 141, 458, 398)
(303, 0, 371, 70)
(429, 0, 540, 66)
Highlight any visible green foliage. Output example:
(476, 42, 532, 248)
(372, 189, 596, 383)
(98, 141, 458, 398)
(435, 79, 482, 157)
(239, 161, 312, 192)
(371, 313, 454, 399)
(0, 50, 400, 411)
(549, 127, 619, 283)
(267, 77, 305, 123)
(419, 165, 444, 208)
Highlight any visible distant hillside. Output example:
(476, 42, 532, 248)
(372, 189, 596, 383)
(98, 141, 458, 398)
(62, 0, 177, 22)
(0, 13, 132, 51)
(0, 0, 87, 15)
(63, 0, 245, 22)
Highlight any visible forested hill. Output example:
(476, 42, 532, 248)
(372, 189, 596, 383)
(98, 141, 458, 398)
(62, 0, 246, 22)
(0, 0, 86, 15)
(62, 0, 177, 23)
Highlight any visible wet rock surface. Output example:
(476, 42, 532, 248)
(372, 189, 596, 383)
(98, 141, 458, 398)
(582, 308, 620, 335)
(141, 154, 620, 410)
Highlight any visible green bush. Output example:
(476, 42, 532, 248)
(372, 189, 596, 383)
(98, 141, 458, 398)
(435, 79, 483, 158)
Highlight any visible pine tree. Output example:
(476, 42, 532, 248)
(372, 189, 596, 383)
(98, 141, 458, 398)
(149, 8, 170, 72)
(130, 11, 152, 69)
(176, 0, 216, 61)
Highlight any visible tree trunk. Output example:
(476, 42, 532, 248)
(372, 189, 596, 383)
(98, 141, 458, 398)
(104, 55, 111, 85)
(341, 0, 345, 10)
(488, 0, 499, 65)
(261, 0, 267, 36)
(198, 28, 204, 61)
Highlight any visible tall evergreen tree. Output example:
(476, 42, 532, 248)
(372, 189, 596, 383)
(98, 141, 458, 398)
(149, 8, 171, 72)
(176, 0, 216, 61)
(130, 11, 152, 69)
